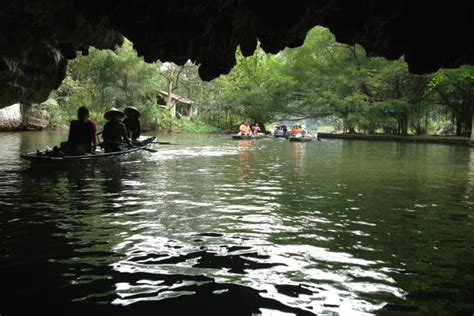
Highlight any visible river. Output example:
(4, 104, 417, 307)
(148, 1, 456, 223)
(1, 131, 473, 315)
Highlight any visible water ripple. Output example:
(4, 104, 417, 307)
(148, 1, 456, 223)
(1, 133, 473, 314)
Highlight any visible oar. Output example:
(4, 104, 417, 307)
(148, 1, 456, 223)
(116, 141, 158, 153)
(153, 141, 179, 145)
(131, 142, 158, 152)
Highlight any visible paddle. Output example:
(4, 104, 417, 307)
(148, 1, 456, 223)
(114, 141, 158, 153)
(129, 141, 158, 152)
(153, 141, 179, 145)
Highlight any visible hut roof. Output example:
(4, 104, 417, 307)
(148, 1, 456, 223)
(158, 91, 193, 104)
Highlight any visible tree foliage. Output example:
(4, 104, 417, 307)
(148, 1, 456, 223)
(200, 26, 472, 135)
(49, 28, 473, 136)
(52, 40, 164, 129)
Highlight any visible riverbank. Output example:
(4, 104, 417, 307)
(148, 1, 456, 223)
(317, 133, 471, 146)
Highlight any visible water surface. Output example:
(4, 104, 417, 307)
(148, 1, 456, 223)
(1, 132, 473, 315)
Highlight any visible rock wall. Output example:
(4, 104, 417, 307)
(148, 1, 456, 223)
(0, 1, 472, 109)
(21, 104, 50, 131)
(0, 104, 22, 131)
(0, 103, 50, 131)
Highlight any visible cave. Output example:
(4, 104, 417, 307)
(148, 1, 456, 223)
(0, 1, 472, 109)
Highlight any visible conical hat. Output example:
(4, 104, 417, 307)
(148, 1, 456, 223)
(104, 107, 124, 120)
(124, 106, 140, 118)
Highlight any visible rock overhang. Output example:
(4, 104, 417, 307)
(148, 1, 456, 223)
(0, 0, 472, 108)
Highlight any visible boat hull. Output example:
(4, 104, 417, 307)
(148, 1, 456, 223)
(232, 134, 265, 140)
(288, 136, 313, 142)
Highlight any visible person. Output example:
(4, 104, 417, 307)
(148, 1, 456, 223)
(66, 106, 96, 155)
(87, 114, 98, 150)
(301, 125, 308, 136)
(251, 122, 261, 134)
(123, 106, 141, 141)
(290, 125, 302, 136)
(102, 108, 131, 152)
(290, 125, 296, 135)
(274, 125, 284, 137)
(273, 125, 280, 135)
(239, 121, 251, 135)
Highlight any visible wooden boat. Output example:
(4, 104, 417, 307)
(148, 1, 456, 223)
(232, 134, 265, 140)
(20, 136, 156, 163)
(288, 135, 313, 142)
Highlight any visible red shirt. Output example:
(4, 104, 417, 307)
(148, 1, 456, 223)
(68, 119, 96, 151)
(86, 118, 97, 146)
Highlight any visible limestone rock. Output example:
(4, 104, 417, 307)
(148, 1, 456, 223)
(0, 104, 22, 131)
(22, 104, 50, 131)
(0, 1, 472, 109)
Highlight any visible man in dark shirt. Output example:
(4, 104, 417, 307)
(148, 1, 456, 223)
(67, 106, 96, 155)
(123, 106, 141, 141)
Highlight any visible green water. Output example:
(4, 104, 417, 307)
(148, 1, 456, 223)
(0, 131, 473, 315)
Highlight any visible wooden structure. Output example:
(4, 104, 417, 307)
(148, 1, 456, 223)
(158, 91, 194, 119)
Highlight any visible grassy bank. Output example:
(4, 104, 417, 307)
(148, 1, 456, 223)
(317, 133, 471, 146)
(169, 119, 220, 133)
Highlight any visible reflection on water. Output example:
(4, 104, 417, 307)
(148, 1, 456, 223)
(0, 131, 473, 315)
(239, 139, 251, 184)
(290, 142, 306, 178)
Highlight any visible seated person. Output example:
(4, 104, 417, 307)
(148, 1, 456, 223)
(239, 121, 251, 135)
(290, 125, 296, 135)
(123, 106, 141, 141)
(87, 116, 97, 150)
(274, 127, 284, 137)
(66, 106, 96, 155)
(290, 125, 302, 136)
(301, 125, 308, 136)
(102, 108, 131, 152)
(251, 123, 261, 134)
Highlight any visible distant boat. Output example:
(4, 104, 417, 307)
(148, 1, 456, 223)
(232, 134, 265, 140)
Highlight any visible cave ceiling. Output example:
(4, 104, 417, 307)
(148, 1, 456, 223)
(0, 0, 472, 108)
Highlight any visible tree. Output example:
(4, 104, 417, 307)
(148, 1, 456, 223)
(433, 66, 474, 136)
(48, 29, 473, 137)
(52, 40, 164, 129)
(199, 45, 294, 130)
(156, 61, 199, 113)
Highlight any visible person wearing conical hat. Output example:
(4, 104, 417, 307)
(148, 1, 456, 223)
(102, 108, 131, 152)
(123, 106, 141, 141)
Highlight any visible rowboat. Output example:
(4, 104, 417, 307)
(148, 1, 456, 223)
(20, 136, 156, 163)
(232, 134, 265, 140)
(288, 135, 313, 142)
